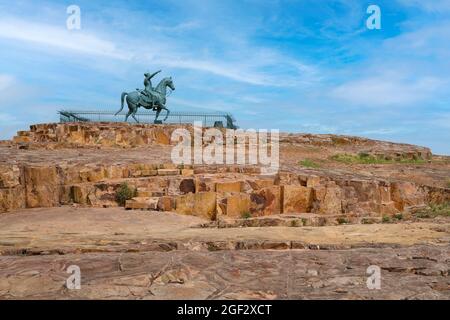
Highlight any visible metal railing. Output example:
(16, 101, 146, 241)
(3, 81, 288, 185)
(58, 110, 238, 129)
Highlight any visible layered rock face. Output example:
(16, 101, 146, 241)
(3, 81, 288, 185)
(1, 161, 449, 222)
(12, 122, 190, 147)
(1, 122, 449, 222)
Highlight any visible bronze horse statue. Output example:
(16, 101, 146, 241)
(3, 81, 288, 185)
(115, 77, 175, 123)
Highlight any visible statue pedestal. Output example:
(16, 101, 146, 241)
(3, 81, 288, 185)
(154, 120, 163, 125)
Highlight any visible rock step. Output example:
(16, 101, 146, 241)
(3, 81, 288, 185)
(71, 173, 441, 222)
(2, 161, 449, 220)
(0, 239, 405, 256)
(207, 214, 383, 228)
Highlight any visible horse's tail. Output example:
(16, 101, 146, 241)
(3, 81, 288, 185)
(115, 92, 128, 115)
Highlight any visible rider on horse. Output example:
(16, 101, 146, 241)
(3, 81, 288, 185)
(138, 70, 161, 110)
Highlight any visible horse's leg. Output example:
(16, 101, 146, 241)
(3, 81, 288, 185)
(132, 108, 139, 123)
(124, 97, 134, 122)
(161, 106, 170, 121)
(125, 110, 131, 122)
(154, 109, 161, 123)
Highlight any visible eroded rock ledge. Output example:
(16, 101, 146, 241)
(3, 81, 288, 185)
(1, 123, 448, 222)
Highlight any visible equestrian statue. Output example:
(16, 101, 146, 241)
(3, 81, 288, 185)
(115, 70, 175, 123)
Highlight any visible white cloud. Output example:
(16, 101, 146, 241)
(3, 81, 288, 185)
(330, 75, 443, 107)
(0, 16, 318, 87)
(397, 0, 450, 13)
(0, 18, 130, 60)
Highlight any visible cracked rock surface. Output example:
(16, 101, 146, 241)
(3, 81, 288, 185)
(0, 207, 448, 300)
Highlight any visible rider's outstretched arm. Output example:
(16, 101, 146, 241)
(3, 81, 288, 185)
(147, 70, 162, 79)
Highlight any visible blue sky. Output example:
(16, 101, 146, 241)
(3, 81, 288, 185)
(0, 0, 449, 154)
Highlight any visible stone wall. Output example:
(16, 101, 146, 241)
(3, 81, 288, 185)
(1, 161, 448, 220)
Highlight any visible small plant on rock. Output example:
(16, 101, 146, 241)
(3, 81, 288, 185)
(361, 218, 374, 224)
(414, 202, 450, 218)
(382, 215, 391, 223)
(337, 217, 348, 225)
(299, 159, 321, 169)
(115, 182, 137, 206)
(241, 211, 252, 220)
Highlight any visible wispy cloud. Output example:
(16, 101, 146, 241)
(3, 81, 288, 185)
(0, 18, 130, 59)
(0, 15, 316, 87)
(397, 0, 450, 13)
(330, 75, 444, 107)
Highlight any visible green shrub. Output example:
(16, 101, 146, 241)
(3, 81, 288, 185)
(299, 159, 321, 168)
(290, 220, 299, 227)
(337, 217, 348, 225)
(415, 202, 450, 218)
(394, 213, 403, 221)
(382, 215, 391, 223)
(330, 153, 425, 165)
(115, 183, 137, 206)
(241, 211, 252, 219)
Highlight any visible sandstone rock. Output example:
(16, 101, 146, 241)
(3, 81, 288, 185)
(125, 197, 159, 210)
(315, 186, 343, 214)
(391, 182, 426, 211)
(136, 188, 153, 197)
(175, 193, 195, 215)
(181, 169, 194, 176)
(240, 166, 261, 174)
(0, 165, 21, 188)
(72, 184, 95, 205)
(157, 196, 175, 211)
(0, 187, 25, 212)
(153, 129, 171, 145)
(179, 179, 195, 194)
(216, 181, 242, 193)
(176, 192, 217, 220)
(24, 166, 59, 208)
(13, 136, 32, 144)
(247, 178, 275, 190)
(218, 193, 251, 218)
(194, 177, 215, 193)
(279, 172, 302, 185)
(307, 176, 322, 188)
(13, 123, 192, 148)
(79, 167, 105, 183)
(157, 169, 180, 176)
(282, 185, 313, 213)
(250, 186, 281, 216)
(193, 192, 217, 220)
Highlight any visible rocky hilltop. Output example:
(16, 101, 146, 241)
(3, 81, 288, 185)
(1, 122, 448, 219)
(0, 122, 449, 299)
